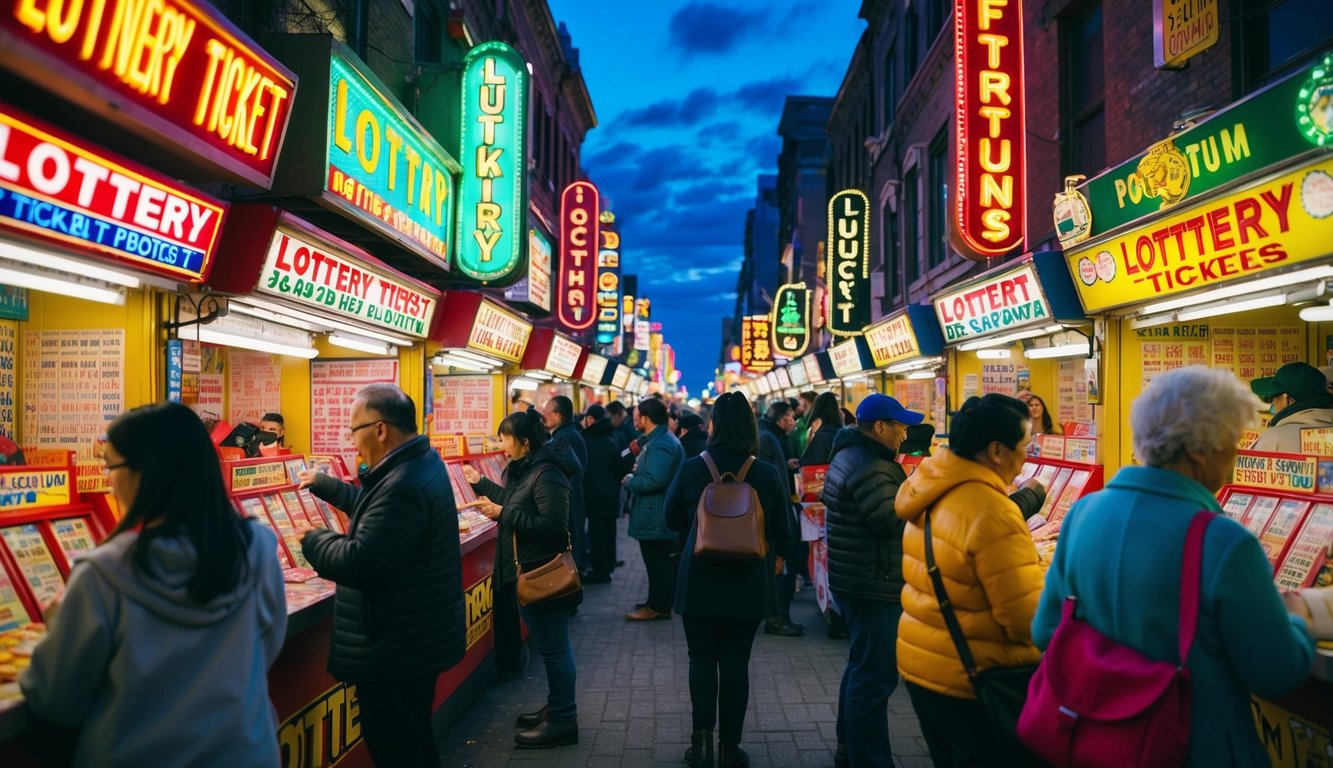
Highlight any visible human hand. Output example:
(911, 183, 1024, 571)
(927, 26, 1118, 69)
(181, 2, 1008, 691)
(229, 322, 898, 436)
(787, 458, 800, 470)
(775, 555, 785, 576)
(461, 464, 481, 484)
(477, 497, 502, 520)
(38, 590, 64, 623)
(296, 469, 319, 489)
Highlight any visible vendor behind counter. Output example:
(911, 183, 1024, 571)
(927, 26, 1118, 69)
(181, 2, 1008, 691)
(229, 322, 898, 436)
(1250, 362, 1333, 453)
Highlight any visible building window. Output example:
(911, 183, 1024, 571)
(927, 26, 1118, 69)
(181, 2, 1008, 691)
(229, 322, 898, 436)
(1063, 3, 1105, 177)
(927, 127, 949, 268)
(415, 0, 442, 63)
(903, 168, 920, 285)
(1239, 0, 1333, 91)
(904, 8, 921, 83)
(883, 198, 899, 301)
(883, 45, 897, 130)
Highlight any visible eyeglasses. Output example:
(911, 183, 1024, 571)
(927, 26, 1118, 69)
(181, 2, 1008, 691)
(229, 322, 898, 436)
(102, 461, 129, 475)
(344, 420, 384, 441)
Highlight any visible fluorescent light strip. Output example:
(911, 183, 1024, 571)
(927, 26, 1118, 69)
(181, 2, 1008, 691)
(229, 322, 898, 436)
(227, 302, 326, 332)
(1299, 304, 1333, 322)
(906, 370, 936, 379)
(433, 354, 494, 372)
(0, 240, 142, 288)
(448, 348, 508, 366)
(975, 349, 1012, 359)
(231, 297, 414, 346)
(327, 333, 391, 355)
(956, 325, 1065, 351)
(194, 327, 318, 358)
(1138, 265, 1333, 316)
(525, 371, 553, 381)
(1023, 343, 1089, 360)
(510, 377, 540, 391)
(885, 356, 944, 374)
(0, 264, 125, 305)
(1175, 292, 1288, 322)
(1127, 313, 1176, 330)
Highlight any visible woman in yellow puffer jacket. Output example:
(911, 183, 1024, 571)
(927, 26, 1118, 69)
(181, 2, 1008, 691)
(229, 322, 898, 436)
(895, 394, 1044, 767)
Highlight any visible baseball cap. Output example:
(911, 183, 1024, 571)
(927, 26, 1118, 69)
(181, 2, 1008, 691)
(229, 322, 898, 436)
(1250, 362, 1329, 402)
(855, 393, 925, 426)
(1319, 366, 1333, 389)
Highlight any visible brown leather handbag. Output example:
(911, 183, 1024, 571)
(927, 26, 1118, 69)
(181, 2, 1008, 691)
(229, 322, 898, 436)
(694, 452, 767, 560)
(514, 530, 582, 606)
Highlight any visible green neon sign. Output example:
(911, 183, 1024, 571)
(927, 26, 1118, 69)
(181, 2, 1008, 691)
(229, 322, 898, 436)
(457, 41, 528, 284)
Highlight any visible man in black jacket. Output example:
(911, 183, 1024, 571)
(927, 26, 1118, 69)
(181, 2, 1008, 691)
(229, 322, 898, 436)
(822, 393, 922, 768)
(544, 396, 588, 574)
(758, 401, 802, 637)
(581, 404, 624, 583)
(300, 384, 464, 768)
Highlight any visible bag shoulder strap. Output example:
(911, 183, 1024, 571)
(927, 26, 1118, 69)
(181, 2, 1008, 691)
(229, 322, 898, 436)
(511, 466, 574, 575)
(1177, 511, 1211, 666)
(735, 455, 757, 483)
(701, 451, 722, 482)
(923, 509, 979, 678)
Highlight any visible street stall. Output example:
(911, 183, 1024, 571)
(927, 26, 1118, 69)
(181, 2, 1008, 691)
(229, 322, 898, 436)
(576, 352, 611, 407)
(516, 328, 586, 411)
(1053, 52, 1333, 760)
(828, 335, 878, 410)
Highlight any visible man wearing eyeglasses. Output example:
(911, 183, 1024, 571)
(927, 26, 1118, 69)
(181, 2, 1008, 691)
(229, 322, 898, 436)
(297, 383, 465, 768)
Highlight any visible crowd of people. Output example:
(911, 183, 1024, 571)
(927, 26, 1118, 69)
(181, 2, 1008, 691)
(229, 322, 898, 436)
(15, 365, 1333, 768)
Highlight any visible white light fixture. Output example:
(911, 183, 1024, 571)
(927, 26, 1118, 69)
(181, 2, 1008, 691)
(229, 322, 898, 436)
(1138, 265, 1333, 316)
(975, 348, 1012, 359)
(1127, 312, 1176, 330)
(1024, 343, 1090, 360)
(1175, 292, 1288, 322)
(956, 324, 1065, 351)
(194, 327, 318, 358)
(525, 370, 553, 381)
(448, 348, 508, 367)
(231, 296, 414, 346)
(1299, 304, 1333, 322)
(511, 377, 540, 390)
(0, 263, 126, 305)
(906, 370, 936, 380)
(227, 302, 326, 332)
(433, 352, 495, 371)
(842, 374, 867, 383)
(327, 333, 392, 355)
(886, 356, 944, 374)
(0, 241, 142, 288)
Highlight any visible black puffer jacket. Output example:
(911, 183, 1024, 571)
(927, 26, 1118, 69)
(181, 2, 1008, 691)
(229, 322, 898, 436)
(802, 422, 841, 466)
(552, 422, 587, 522)
(302, 435, 465, 681)
(582, 418, 624, 519)
(473, 440, 584, 610)
(821, 427, 907, 602)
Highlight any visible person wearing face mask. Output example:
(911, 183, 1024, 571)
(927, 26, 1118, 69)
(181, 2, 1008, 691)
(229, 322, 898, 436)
(1250, 362, 1333, 454)
(258, 412, 285, 447)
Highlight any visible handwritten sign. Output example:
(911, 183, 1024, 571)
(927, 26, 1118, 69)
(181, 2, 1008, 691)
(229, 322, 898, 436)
(467, 300, 531, 363)
(0, 469, 70, 511)
(1232, 452, 1318, 494)
(22, 329, 124, 458)
(311, 359, 399, 475)
(432, 375, 495, 437)
(865, 311, 921, 367)
(545, 335, 582, 379)
(228, 460, 289, 493)
(829, 337, 864, 377)
(934, 264, 1051, 343)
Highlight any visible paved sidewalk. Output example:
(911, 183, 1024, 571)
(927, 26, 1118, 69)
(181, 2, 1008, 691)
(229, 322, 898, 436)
(437, 520, 932, 768)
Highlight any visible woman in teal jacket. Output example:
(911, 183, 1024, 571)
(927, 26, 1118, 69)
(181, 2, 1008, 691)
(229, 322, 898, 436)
(1033, 367, 1315, 767)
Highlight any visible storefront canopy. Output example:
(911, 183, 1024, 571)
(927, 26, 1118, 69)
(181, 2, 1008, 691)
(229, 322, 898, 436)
(432, 291, 533, 371)
(518, 328, 585, 382)
(864, 305, 946, 374)
(930, 252, 1085, 350)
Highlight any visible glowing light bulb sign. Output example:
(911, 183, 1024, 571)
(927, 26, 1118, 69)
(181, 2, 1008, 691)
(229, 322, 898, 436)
(457, 41, 527, 284)
(557, 181, 599, 331)
(826, 189, 870, 336)
(953, 0, 1026, 260)
(596, 227, 621, 344)
(771, 282, 811, 357)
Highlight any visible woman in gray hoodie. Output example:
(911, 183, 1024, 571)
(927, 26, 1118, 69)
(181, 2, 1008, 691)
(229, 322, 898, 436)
(20, 401, 288, 767)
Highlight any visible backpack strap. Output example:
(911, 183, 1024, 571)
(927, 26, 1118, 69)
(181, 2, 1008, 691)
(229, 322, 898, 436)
(1176, 511, 1212, 667)
(735, 455, 757, 483)
(700, 451, 722, 482)
(923, 508, 980, 679)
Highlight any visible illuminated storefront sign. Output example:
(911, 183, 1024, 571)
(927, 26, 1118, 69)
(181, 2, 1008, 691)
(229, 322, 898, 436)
(1, 0, 296, 187)
(581, 353, 608, 386)
(557, 181, 599, 330)
(456, 41, 527, 284)
(741, 314, 773, 372)
(829, 337, 866, 378)
(259, 225, 438, 337)
(633, 297, 650, 352)
(467, 299, 531, 362)
(865, 311, 923, 368)
(953, 0, 1026, 259)
(611, 364, 631, 390)
(1154, 0, 1219, 70)
(0, 107, 225, 282)
(771, 282, 811, 357)
(596, 228, 620, 344)
(826, 189, 870, 336)
(1059, 53, 1332, 247)
(545, 334, 582, 379)
(801, 354, 826, 384)
(934, 263, 1051, 342)
(1068, 155, 1333, 312)
(328, 53, 458, 271)
(503, 227, 551, 312)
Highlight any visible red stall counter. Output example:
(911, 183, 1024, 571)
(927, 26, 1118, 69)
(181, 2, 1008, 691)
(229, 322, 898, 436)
(1017, 435, 1105, 562)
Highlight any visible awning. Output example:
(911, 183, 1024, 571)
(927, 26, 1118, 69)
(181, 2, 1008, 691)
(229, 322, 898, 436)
(786, 359, 809, 389)
(829, 336, 874, 379)
(609, 363, 632, 391)
(577, 353, 610, 388)
(432, 292, 533, 372)
(517, 328, 586, 383)
(930, 252, 1086, 351)
(801, 351, 833, 385)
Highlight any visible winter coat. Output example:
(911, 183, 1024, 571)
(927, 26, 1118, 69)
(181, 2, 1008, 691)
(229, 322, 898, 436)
(822, 427, 907, 602)
(801, 423, 841, 466)
(21, 522, 286, 767)
(553, 422, 586, 514)
(302, 435, 465, 682)
(626, 424, 685, 542)
(582, 418, 625, 519)
(665, 449, 792, 620)
(895, 448, 1044, 699)
(1033, 466, 1315, 768)
(679, 427, 708, 458)
(1253, 405, 1333, 454)
(758, 417, 795, 493)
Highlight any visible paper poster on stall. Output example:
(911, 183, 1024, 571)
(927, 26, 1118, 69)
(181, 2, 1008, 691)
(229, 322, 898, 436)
(894, 380, 931, 416)
(432, 375, 496, 438)
(963, 374, 979, 400)
(196, 373, 224, 421)
(22, 329, 124, 458)
(227, 351, 282, 424)
(0, 320, 16, 439)
(311, 359, 399, 476)
(1211, 325, 1304, 381)
(0, 563, 30, 631)
(981, 364, 1017, 395)
(1, 524, 65, 607)
(1138, 327, 1208, 390)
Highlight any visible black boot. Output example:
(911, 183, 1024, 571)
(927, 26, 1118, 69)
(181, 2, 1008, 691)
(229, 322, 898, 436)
(718, 742, 749, 768)
(684, 730, 713, 767)
(514, 718, 578, 748)
(514, 705, 547, 728)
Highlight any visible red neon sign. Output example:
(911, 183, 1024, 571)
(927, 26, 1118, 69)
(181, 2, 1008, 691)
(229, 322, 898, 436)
(1, 0, 296, 188)
(557, 181, 599, 331)
(953, 0, 1026, 260)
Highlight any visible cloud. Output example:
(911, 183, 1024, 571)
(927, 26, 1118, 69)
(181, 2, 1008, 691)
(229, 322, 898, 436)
(617, 87, 720, 128)
(733, 76, 804, 111)
(667, 3, 767, 55)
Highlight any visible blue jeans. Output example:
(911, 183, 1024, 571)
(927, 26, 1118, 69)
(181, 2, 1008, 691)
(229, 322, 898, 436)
(834, 593, 902, 768)
(518, 600, 578, 722)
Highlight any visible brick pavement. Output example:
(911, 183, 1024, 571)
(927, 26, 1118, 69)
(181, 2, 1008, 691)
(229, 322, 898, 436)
(436, 520, 933, 768)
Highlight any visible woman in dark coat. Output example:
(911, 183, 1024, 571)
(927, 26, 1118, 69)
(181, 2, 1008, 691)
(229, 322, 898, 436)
(464, 410, 582, 749)
(665, 392, 793, 768)
(801, 391, 843, 465)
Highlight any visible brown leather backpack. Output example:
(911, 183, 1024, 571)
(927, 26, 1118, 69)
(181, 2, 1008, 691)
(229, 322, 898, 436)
(694, 451, 767, 560)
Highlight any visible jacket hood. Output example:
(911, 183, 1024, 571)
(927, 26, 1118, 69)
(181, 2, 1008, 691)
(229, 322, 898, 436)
(531, 438, 581, 478)
(895, 448, 1005, 523)
(583, 418, 615, 437)
(81, 522, 273, 628)
(1270, 405, 1333, 429)
(830, 426, 896, 462)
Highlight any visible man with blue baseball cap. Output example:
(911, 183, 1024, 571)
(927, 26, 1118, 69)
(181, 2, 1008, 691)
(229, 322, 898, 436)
(822, 393, 924, 768)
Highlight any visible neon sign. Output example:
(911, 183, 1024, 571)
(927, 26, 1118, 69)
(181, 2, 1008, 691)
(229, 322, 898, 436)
(771, 282, 811, 357)
(557, 181, 599, 330)
(0, 107, 224, 282)
(826, 189, 870, 336)
(2, 0, 295, 187)
(932, 263, 1050, 342)
(456, 41, 527, 284)
(596, 228, 620, 344)
(953, 0, 1026, 259)
(328, 54, 459, 271)
(741, 314, 773, 373)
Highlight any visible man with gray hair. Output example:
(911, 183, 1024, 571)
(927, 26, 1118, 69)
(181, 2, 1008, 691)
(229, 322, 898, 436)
(299, 383, 465, 768)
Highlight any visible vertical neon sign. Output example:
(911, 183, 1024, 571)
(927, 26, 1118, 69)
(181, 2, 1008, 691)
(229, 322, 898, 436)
(558, 181, 600, 330)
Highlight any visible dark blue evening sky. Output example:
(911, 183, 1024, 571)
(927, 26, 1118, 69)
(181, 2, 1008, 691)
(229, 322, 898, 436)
(547, 1, 865, 397)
